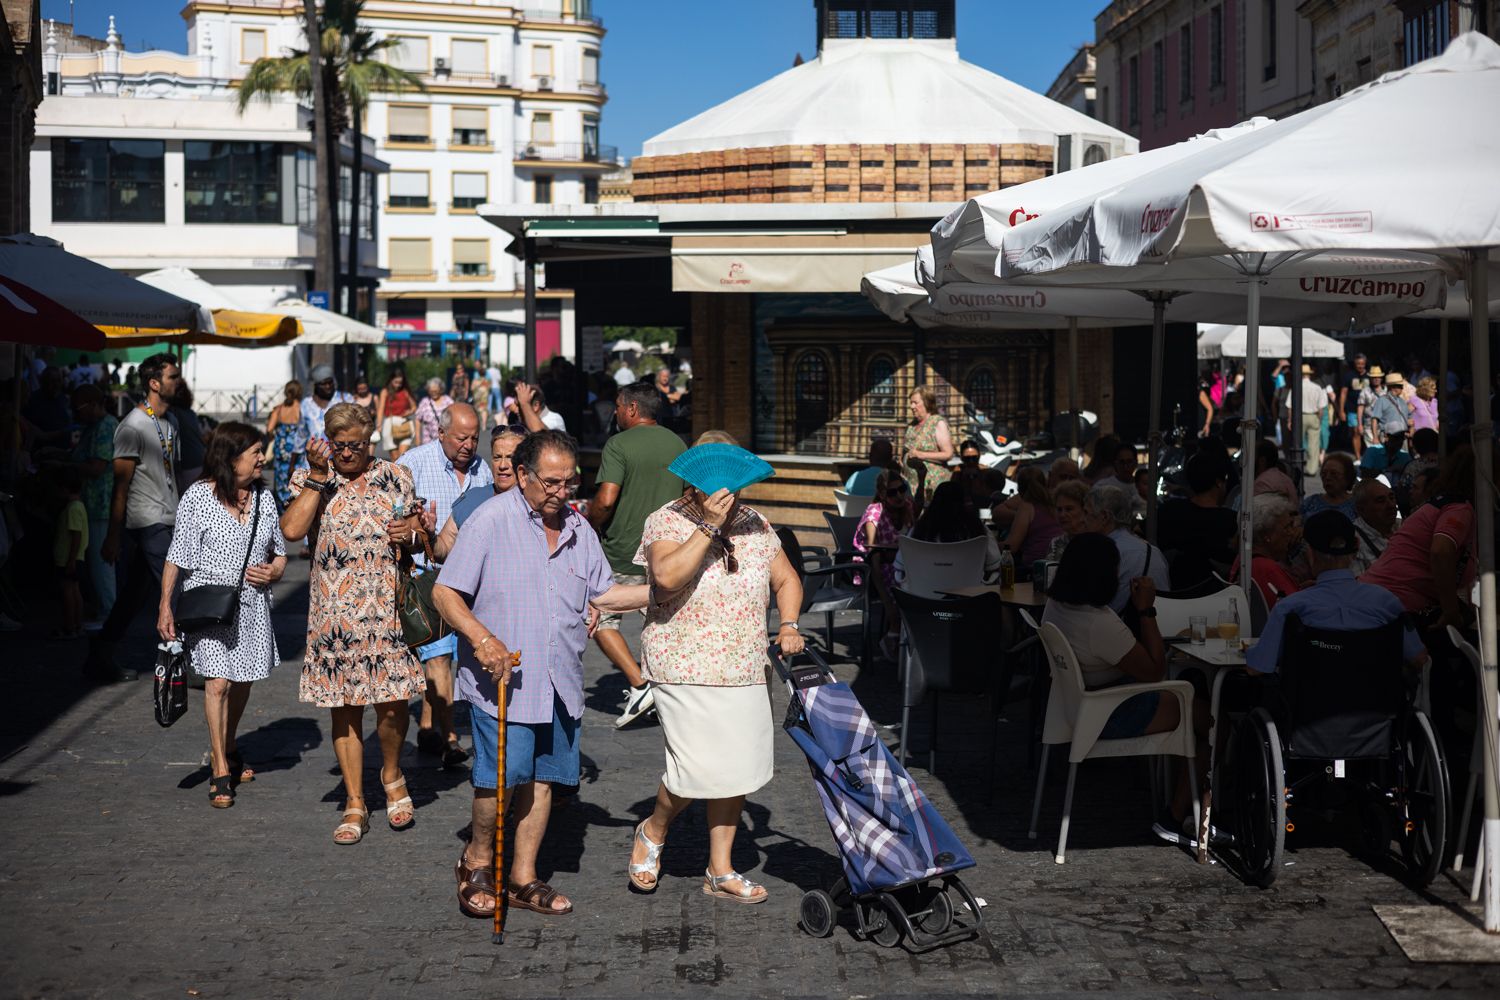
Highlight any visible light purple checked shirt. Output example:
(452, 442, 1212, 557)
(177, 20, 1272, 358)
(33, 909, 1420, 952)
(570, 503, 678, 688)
(397, 439, 491, 567)
(438, 486, 612, 724)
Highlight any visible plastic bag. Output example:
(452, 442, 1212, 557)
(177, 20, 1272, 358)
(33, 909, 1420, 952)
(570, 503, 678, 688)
(153, 640, 189, 728)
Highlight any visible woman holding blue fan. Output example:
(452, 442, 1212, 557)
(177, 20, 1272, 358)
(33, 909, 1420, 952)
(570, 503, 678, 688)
(625, 439, 805, 904)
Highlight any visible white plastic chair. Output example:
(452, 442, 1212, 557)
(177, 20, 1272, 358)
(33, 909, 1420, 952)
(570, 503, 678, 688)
(895, 535, 990, 599)
(1446, 626, 1498, 901)
(1155, 587, 1240, 639)
(834, 488, 872, 521)
(1030, 622, 1200, 864)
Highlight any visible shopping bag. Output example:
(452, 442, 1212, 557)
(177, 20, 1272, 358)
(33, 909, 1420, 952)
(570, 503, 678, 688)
(153, 640, 189, 728)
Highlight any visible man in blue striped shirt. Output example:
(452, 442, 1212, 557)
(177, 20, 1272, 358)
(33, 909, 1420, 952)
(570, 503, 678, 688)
(399, 402, 491, 764)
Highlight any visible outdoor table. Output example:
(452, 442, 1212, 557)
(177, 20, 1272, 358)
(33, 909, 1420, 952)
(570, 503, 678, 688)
(1171, 637, 1254, 669)
(940, 582, 1047, 609)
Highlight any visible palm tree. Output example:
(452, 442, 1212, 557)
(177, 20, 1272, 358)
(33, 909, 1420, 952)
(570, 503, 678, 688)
(238, 0, 422, 316)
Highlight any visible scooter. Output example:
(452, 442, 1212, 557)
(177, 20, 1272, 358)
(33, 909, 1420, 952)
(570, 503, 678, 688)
(963, 403, 1024, 473)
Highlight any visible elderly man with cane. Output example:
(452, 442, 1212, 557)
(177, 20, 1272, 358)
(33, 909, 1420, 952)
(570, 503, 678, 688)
(434, 430, 646, 920)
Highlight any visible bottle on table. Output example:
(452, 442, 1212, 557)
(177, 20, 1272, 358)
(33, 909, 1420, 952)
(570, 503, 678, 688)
(998, 548, 1015, 591)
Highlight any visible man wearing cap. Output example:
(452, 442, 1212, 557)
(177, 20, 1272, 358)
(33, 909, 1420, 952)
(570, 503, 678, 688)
(300, 364, 353, 459)
(1246, 510, 1425, 674)
(1285, 363, 1333, 476)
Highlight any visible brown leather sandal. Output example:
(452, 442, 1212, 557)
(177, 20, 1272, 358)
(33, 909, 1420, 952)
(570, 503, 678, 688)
(455, 855, 498, 918)
(506, 879, 573, 915)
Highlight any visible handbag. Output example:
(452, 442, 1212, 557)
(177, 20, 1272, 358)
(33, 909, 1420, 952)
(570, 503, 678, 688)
(153, 640, 189, 728)
(398, 538, 451, 648)
(175, 488, 261, 633)
(390, 417, 413, 443)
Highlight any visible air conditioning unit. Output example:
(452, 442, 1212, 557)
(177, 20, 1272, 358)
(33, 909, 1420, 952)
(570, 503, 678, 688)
(434, 57, 447, 72)
(494, 73, 509, 87)
(523, 144, 539, 158)
(537, 75, 552, 90)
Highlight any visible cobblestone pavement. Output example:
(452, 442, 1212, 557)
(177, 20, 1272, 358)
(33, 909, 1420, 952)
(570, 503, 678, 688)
(3, 559, 1499, 999)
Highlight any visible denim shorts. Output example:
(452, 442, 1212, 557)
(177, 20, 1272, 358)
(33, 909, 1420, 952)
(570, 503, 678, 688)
(1100, 691, 1161, 739)
(469, 693, 580, 790)
(417, 632, 458, 662)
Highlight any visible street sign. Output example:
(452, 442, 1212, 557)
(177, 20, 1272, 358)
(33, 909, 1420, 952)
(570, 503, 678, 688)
(307, 290, 330, 310)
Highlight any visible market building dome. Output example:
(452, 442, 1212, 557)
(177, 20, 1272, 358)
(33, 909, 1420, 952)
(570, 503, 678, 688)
(632, 1, 1134, 204)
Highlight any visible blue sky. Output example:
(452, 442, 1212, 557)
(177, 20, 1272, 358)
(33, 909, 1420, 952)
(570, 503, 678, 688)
(41, 0, 1103, 160)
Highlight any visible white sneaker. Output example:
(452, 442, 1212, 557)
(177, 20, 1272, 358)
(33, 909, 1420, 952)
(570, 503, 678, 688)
(615, 683, 656, 729)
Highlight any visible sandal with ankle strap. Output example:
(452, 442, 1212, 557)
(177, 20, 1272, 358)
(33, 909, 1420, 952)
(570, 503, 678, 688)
(207, 774, 235, 809)
(384, 774, 415, 830)
(226, 749, 255, 785)
(627, 821, 665, 893)
(333, 805, 369, 845)
(702, 869, 767, 904)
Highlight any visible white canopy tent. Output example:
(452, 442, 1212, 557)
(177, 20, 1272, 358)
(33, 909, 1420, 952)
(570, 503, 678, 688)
(266, 298, 384, 345)
(993, 33, 1500, 928)
(1196, 324, 1344, 360)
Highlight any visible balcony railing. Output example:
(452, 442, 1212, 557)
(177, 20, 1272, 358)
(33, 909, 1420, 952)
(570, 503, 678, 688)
(451, 131, 491, 147)
(518, 6, 603, 28)
(514, 142, 619, 166)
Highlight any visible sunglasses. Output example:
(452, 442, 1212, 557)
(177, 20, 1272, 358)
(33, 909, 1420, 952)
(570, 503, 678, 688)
(329, 440, 366, 455)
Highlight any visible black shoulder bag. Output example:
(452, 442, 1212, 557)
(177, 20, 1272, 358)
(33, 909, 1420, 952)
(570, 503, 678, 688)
(175, 488, 261, 633)
(1120, 544, 1154, 639)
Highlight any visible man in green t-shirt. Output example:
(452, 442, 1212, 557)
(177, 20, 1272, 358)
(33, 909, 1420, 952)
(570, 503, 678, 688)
(588, 381, 686, 728)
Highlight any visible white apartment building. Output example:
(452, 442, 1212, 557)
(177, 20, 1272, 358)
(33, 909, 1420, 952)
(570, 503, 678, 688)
(181, 0, 612, 365)
(29, 15, 386, 397)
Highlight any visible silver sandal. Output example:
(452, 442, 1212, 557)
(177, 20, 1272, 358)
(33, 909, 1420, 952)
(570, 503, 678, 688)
(628, 821, 665, 892)
(701, 868, 767, 904)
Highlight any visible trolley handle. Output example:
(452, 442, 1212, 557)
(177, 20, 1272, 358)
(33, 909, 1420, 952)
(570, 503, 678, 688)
(767, 641, 836, 686)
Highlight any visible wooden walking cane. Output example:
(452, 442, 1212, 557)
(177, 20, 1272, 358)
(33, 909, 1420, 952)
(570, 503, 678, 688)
(494, 650, 519, 945)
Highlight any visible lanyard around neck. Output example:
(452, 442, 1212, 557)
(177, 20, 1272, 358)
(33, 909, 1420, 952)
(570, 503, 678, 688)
(143, 403, 176, 487)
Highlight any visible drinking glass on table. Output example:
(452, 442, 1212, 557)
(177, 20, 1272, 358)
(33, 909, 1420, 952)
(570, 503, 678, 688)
(1189, 615, 1208, 645)
(1216, 609, 1240, 648)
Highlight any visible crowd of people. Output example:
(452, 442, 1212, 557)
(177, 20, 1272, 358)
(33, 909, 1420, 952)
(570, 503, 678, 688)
(3, 332, 1493, 915)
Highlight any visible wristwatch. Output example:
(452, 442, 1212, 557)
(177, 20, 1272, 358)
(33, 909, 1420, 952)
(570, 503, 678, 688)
(1138, 607, 1157, 618)
(779, 621, 800, 631)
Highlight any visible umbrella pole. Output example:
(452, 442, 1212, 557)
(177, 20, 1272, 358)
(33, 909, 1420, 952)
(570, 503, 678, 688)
(1238, 279, 1262, 613)
(1468, 248, 1498, 934)
(1146, 297, 1166, 544)
(1291, 326, 1304, 497)
(1068, 317, 1080, 461)
(493, 672, 509, 945)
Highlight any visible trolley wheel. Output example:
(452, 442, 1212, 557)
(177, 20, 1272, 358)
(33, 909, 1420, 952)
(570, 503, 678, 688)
(854, 898, 887, 943)
(1399, 710, 1450, 887)
(1229, 707, 1285, 888)
(800, 890, 836, 938)
(870, 901, 903, 949)
(914, 886, 954, 936)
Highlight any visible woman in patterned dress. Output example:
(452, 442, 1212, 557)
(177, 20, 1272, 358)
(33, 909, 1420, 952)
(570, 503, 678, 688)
(413, 378, 453, 447)
(902, 385, 954, 510)
(158, 422, 287, 809)
(852, 467, 913, 660)
(280, 403, 429, 845)
(264, 380, 306, 507)
(624, 449, 805, 904)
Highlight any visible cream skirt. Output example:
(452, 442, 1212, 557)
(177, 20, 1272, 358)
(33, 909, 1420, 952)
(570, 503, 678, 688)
(653, 681, 775, 800)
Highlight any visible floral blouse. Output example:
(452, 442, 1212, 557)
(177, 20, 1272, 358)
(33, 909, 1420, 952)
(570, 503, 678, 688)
(635, 501, 782, 687)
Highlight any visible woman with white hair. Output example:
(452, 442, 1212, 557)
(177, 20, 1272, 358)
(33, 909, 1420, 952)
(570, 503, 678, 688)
(1235, 493, 1303, 611)
(1084, 484, 1171, 612)
(413, 377, 453, 447)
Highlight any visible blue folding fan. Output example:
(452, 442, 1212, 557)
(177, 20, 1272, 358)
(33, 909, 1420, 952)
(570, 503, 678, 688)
(668, 443, 775, 495)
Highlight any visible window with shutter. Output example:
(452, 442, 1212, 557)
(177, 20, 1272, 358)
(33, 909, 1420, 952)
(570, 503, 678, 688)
(240, 29, 265, 64)
(389, 238, 431, 277)
(451, 38, 487, 76)
(532, 45, 553, 77)
(390, 36, 429, 72)
(453, 239, 489, 276)
(389, 171, 429, 208)
(388, 106, 429, 143)
(530, 113, 553, 145)
(452, 172, 488, 209)
(452, 107, 488, 146)
(582, 48, 599, 85)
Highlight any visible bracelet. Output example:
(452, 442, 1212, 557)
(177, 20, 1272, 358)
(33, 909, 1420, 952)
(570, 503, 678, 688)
(476, 635, 493, 650)
(695, 523, 717, 540)
(779, 621, 800, 631)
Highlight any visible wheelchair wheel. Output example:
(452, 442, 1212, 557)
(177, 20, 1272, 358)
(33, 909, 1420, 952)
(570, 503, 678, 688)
(1399, 710, 1450, 887)
(1229, 707, 1286, 888)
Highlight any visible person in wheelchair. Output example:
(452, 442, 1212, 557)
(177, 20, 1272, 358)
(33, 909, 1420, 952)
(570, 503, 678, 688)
(1219, 511, 1445, 887)
(1245, 510, 1427, 677)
